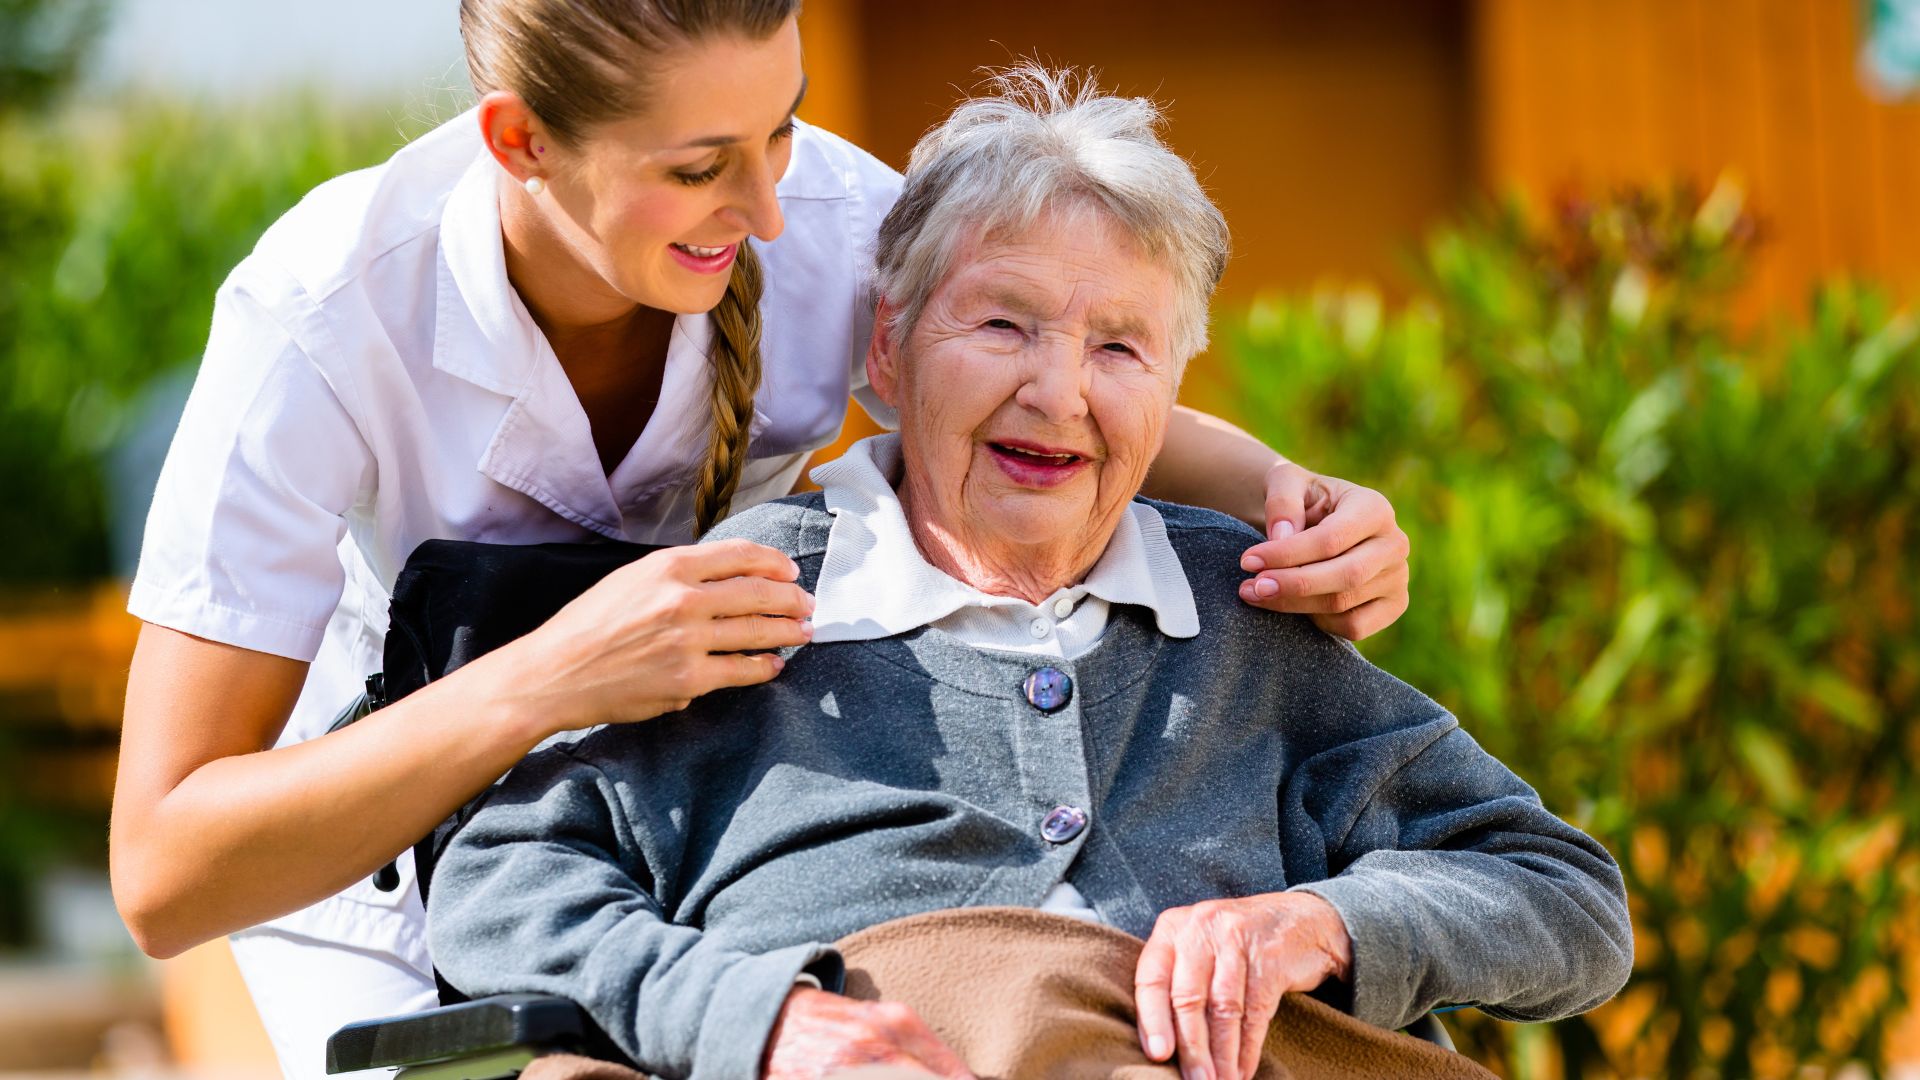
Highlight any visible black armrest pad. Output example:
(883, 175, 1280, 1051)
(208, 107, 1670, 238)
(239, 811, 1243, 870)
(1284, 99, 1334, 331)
(326, 994, 588, 1073)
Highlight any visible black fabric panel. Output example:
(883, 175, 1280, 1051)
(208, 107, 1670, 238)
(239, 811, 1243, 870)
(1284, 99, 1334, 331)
(367, 537, 660, 1006)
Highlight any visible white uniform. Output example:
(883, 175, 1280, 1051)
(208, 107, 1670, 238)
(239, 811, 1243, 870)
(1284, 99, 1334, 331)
(128, 110, 901, 1079)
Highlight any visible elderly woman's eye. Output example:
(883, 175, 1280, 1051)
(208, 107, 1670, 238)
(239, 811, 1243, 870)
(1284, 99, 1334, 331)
(986, 318, 1018, 330)
(1101, 341, 1136, 355)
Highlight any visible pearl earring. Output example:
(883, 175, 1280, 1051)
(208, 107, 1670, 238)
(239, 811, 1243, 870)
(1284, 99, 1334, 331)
(524, 176, 545, 196)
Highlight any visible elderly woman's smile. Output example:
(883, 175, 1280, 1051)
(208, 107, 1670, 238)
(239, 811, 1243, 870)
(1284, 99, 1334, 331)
(868, 204, 1181, 603)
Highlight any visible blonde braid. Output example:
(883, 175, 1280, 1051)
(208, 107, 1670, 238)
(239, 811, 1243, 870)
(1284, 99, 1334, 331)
(693, 243, 765, 535)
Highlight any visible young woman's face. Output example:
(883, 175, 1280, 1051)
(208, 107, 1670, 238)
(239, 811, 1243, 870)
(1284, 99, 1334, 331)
(541, 18, 805, 315)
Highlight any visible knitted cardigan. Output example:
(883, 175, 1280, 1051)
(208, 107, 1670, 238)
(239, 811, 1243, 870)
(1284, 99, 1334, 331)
(428, 495, 1632, 1080)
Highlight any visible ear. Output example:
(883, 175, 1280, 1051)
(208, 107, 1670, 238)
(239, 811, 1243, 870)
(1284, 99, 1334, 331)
(865, 297, 905, 410)
(477, 91, 550, 185)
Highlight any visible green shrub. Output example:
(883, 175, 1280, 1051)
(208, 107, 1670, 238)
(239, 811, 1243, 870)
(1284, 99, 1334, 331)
(0, 99, 438, 582)
(1212, 181, 1920, 1078)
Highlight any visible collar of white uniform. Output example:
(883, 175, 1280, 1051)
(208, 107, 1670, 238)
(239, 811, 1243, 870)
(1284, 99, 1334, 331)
(807, 434, 1200, 644)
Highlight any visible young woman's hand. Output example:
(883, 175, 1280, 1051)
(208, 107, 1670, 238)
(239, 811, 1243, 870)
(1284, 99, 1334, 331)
(1134, 892, 1353, 1080)
(497, 538, 815, 735)
(1238, 462, 1411, 641)
(763, 988, 976, 1080)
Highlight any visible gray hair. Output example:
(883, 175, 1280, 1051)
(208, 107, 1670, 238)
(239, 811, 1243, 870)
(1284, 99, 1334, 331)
(874, 65, 1231, 362)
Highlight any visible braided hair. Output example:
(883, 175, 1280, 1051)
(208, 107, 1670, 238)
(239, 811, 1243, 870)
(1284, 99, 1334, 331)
(694, 242, 764, 534)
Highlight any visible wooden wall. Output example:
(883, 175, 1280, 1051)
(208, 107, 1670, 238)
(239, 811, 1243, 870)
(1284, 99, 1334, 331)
(1474, 0, 1920, 315)
(806, 0, 1475, 305)
(807, 0, 1920, 330)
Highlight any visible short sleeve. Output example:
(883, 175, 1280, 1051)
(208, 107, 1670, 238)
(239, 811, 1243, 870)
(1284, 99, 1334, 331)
(128, 266, 373, 661)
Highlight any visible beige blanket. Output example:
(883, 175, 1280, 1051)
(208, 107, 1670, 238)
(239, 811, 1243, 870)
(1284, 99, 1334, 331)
(522, 907, 1496, 1079)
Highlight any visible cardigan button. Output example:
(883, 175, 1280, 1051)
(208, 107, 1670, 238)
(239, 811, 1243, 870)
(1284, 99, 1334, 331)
(1023, 667, 1072, 712)
(1041, 805, 1088, 844)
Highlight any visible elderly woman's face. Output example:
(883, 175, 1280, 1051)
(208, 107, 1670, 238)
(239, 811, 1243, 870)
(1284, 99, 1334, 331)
(871, 205, 1181, 557)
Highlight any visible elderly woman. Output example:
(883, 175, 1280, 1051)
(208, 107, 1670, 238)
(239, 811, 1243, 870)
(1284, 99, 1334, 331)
(428, 69, 1632, 1080)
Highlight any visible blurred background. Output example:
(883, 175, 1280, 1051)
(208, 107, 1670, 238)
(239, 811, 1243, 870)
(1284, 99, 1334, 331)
(1, 1, 1915, 1077)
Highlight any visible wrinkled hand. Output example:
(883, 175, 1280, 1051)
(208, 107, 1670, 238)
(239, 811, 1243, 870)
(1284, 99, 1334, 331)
(1134, 893, 1353, 1080)
(1239, 462, 1410, 641)
(763, 988, 976, 1080)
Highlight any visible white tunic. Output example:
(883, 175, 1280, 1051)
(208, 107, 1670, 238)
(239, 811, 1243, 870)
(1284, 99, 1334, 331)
(128, 110, 901, 1077)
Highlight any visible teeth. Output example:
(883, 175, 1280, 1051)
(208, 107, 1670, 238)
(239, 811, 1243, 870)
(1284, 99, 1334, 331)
(676, 243, 730, 258)
(1003, 445, 1076, 461)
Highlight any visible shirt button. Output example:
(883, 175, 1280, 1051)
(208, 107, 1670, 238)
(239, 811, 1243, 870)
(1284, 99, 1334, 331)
(1041, 805, 1088, 844)
(1052, 597, 1075, 618)
(1029, 617, 1050, 639)
(1022, 667, 1072, 712)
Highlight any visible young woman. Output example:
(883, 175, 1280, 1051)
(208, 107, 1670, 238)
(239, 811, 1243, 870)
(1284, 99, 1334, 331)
(108, 2, 1411, 1076)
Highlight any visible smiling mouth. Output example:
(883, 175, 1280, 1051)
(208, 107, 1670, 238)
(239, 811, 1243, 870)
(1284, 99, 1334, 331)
(672, 242, 733, 258)
(989, 442, 1084, 465)
(985, 441, 1093, 489)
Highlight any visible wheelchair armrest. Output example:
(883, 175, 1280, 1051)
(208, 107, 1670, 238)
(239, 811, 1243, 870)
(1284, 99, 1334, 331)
(326, 993, 588, 1074)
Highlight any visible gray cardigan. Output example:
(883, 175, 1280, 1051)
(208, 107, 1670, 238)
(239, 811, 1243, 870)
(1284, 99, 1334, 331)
(428, 496, 1632, 1080)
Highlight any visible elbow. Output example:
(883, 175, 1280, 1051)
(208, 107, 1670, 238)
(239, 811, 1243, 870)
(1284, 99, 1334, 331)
(110, 850, 203, 960)
(116, 895, 189, 960)
(114, 876, 193, 960)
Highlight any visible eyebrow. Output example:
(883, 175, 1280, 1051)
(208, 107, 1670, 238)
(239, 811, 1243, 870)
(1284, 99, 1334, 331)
(980, 284, 1159, 343)
(672, 77, 809, 150)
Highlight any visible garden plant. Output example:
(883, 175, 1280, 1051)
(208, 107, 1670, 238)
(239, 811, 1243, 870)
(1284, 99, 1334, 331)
(1215, 182, 1920, 1079)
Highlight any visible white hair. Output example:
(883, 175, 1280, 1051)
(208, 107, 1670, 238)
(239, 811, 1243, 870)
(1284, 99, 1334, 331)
(874, 64, 1231, 362)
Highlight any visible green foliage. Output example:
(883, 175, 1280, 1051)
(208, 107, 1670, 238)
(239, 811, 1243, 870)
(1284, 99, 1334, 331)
(0, 100, 433, 582)
(1212, 182, 1920, 1079)
(0, 0, 109, 118)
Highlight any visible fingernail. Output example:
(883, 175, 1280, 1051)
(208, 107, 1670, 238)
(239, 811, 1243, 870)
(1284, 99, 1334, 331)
(1147, 1035, 1170, 1059)
(788, 557, 801, 576)
(1254, 577, 1279, 598)
(770, 656, 785, 672)
(1275, 520, 1297, 540)
(799, 619, 814, 638)
(1240, 554, 1264, 572)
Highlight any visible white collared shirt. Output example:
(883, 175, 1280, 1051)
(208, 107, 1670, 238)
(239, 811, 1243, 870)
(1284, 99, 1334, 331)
(126, 107, 902, 1063)
(809, 435, 1200, 924)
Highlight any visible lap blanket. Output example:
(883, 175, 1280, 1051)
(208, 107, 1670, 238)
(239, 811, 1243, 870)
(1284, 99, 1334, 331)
(523, 907, 1496, 1079)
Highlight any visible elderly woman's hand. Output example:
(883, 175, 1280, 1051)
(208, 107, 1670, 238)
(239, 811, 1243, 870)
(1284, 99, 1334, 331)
(1134, 892, 1353, 1080)
(1239, 462, 1411, 641)
(763, 988, 976, 1080)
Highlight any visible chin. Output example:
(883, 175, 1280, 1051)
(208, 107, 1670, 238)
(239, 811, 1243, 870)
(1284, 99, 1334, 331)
(623, 268, 731, 316)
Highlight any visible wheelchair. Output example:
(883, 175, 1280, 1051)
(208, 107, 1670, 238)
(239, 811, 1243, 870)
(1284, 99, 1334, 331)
(321, 538, 1461, 1078)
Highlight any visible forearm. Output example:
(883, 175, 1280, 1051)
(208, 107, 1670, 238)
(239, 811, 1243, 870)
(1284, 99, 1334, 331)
(430, 753, 838, 1080)
(111, 644, 551, 957)
(1295, 840, 1632, 1029)
(1142, 404, 1285, 527)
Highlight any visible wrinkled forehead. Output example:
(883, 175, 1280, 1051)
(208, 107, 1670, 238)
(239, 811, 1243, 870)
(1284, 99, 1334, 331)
(932, 204, 1180, 344)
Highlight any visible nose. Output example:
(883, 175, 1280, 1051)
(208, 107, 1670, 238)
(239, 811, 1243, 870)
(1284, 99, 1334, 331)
(716, 149, 786, 243)
(1014, 340, 1091, 424)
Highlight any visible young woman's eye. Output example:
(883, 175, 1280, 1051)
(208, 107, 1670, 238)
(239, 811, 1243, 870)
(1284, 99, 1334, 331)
(672, 159, 725, 186)
(772, 120, 796, 142)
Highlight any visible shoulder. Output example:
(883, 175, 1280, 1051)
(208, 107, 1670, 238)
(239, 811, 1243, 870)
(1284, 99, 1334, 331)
(245, 110, 479, 309)
(1138, 497, 1264, 562)
(1135, 496, 1338, 644)
(779, 119, 902, 206)
(699, 493, 833, 561)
